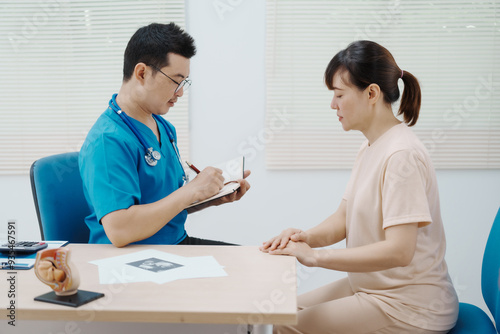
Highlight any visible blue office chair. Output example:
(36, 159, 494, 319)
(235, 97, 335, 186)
(448, 207, 500, 333)
(30, 152, 90, 243)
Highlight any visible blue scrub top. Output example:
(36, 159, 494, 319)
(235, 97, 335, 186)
(79, 106, 187, 244)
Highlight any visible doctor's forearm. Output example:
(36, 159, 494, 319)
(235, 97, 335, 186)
(101, 186, 197, 247)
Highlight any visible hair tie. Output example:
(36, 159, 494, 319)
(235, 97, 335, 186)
(400, 69, 404, 79)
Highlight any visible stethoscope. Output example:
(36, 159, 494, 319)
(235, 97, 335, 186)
(108, 94, 187, 182)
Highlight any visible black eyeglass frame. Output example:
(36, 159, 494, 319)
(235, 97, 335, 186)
(148, 64, 191, 93)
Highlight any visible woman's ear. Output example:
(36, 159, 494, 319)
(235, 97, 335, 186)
(367, 83, 381, 105)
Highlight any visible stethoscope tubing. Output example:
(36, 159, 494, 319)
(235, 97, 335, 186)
(108, 94, 186, 179)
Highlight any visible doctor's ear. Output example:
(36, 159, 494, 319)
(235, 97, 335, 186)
(367, 83, 381, 104)
(133, 63, 148, 82)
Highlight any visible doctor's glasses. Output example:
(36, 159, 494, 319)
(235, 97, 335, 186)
(148, 64, 192, 93)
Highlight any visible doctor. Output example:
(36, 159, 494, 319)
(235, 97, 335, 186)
(79, 22, 250, 247)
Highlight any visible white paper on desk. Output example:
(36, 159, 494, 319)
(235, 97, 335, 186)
(89, 250, 227, 285)
(151, 256, 227, 284)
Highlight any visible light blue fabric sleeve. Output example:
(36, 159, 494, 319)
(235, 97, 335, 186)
(80, 109, 188, 244)
(80, 128, 142, 223)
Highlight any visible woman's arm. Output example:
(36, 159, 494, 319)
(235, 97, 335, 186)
(260, 200, 347, 251)
(270, 222, 419, 272)
(303, 199, 347, 248)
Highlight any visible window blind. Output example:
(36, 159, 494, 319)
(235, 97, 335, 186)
(266, 0, 500, 169)
(0, 0, 189, 175)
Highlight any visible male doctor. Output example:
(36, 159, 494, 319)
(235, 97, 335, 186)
(79, 22, 250, 247)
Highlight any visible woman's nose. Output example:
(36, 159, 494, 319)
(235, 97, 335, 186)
(330, 97, 337, 110)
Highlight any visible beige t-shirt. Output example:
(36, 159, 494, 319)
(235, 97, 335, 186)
(343, 123, 458, 331)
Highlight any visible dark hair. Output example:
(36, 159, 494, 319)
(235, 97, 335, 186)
(324, 40, 421, 126)
(123, 22, 196, 81)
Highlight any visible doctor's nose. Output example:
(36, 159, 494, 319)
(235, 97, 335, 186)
(175, 86, 184, 97)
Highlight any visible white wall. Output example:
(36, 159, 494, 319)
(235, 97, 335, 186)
(1, 0, 499, 332)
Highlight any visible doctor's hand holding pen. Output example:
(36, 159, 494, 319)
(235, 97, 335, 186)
(184, 163, 251, 207)
(183, 166, 225, 202)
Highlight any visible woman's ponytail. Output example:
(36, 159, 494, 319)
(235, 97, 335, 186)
(398, 70, 421, 127)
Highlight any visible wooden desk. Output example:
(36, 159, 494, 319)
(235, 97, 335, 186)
(2, 245, 297, 326)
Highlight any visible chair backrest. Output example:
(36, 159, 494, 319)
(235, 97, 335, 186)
(30, 152, 90, 243)
(482, 206, 500, 327)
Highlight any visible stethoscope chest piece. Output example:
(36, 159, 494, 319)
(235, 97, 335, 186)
(145, 147, 161, 167)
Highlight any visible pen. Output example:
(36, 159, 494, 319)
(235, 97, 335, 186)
(185, 161, 201, 174)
